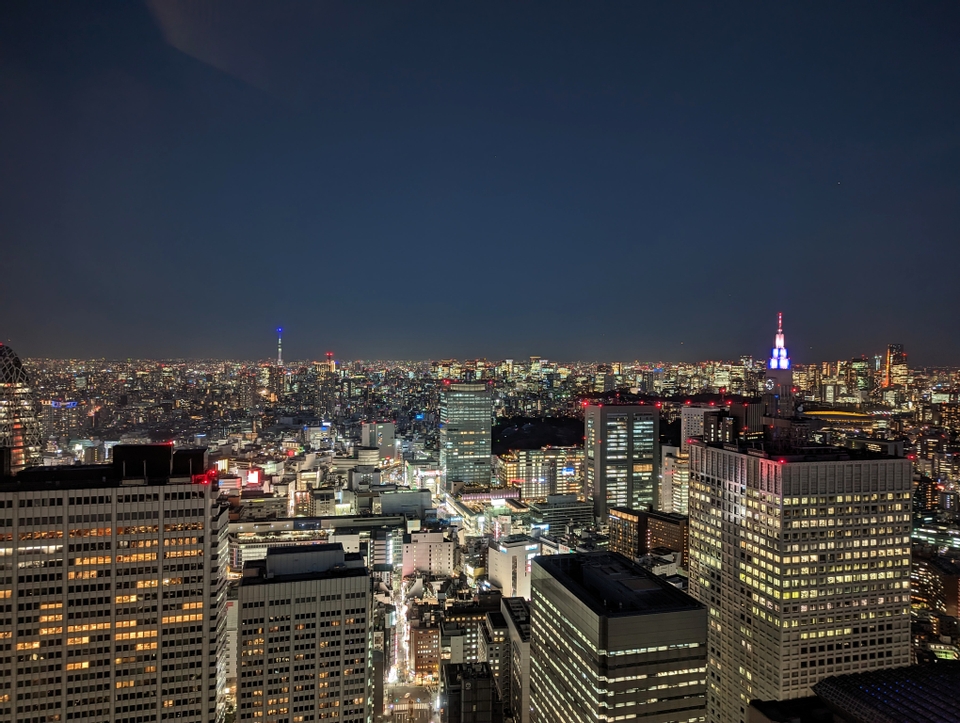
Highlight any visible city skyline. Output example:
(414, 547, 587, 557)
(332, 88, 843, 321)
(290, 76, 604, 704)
(3, 3, 960, 362)
(5, 316, 951, 369)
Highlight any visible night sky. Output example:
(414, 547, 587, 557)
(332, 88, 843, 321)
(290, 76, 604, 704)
(2, 2, 958, 363)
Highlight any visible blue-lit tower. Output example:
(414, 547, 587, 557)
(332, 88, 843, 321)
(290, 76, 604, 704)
(277, 327, 283, 366)
(768, 312, 790, 371)
(763, 312, 794, 416)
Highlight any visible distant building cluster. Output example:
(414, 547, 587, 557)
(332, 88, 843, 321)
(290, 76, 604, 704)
(0, 314, 958, 723)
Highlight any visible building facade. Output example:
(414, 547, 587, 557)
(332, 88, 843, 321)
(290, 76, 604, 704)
(494, 447, 583, 501)
(0, 343, 43, 474)
(0, 444, 229, 723)
(440, 383, 492, 489)
(237, 545, 371, 723)
(584, 404, 659, 521)
(687, 441, 913, 723)
(529, 552, 707, 723)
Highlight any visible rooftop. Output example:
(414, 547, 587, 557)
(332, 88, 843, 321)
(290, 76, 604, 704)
(534, 551, 702, 617)
(692, 439, 903, 463)
(0, 445, 208, 491)
(812, 662, 960, 723)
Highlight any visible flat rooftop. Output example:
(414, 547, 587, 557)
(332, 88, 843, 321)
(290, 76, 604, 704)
(534, 551, 702, 617)
(812, 662, 960, 723)
(692, 439, 901, 462)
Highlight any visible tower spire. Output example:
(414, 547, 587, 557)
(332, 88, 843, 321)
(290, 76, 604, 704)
(768, 313, 790, 370)
(277, 327, 283, 366)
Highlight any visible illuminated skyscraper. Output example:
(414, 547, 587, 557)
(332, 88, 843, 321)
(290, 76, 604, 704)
(0, 444, 229, 723)
(584, 403, 659, 520)
(0, 343, 42, 474)
(529, 551, 707, 723)
(883, 344, 908, 388)
(763, 313, 794, 417)
(687, 440, 912, 723)
(440, 382, 492, 489)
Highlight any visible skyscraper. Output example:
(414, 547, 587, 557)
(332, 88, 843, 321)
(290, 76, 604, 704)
(763, 313, 793, 417)
(687, 440, 912, 723)
(0, 443, 229, 723)
(529, 551, 707, 723)
(440, 382, 492, 489)
(584, 403, 659, 520)
(237, 544, 372, 723)
(0, 343, 42, 474)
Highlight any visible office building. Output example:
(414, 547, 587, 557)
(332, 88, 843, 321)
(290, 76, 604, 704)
(411, 620, 442, 680)
(237, 544, 371, 723)
(440, 383, 492, 489)
(360, 422, 396, 461)
(527, 494, 593, 535)
(529, 552, 707, 723)
(443, 595, 503, 665)
(40, 398, 82, 442)
(441, 663, 503, 723)
(910, 554, 960, 617)
(882, 344, 907, 389)
(487, 535, 540, 599)
(501, 598, 531, 723)
(401, 529, 455, 578)
(661, 444, 691, 514)
(687, 440, 913, 723)
(584, 403, 659, 520)
(0, 443, 229, 723)
(478, 612, 510, 704)
(0, 343, 42, 474)
(608, 507, 689, 567)
(494, 446, 583, 501)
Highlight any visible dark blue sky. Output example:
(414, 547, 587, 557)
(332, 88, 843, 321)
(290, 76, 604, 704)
(2, 2, 958, 363)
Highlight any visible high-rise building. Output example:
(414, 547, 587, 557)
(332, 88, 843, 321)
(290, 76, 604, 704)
(584, 403, 659, 520)
(440, 382, 492, 489)
(661, 444, 690, 514)
(0, 343, 42, 474)
(529, 551, 707, 723)
(478, 611, 510, 707)
(43, 398, 84, 444)
(608, 507, 689, 567)
(0, 443, 229, 723)
(687, 440, 913, 723)
(441, 663, 503, 723)
(494, 447, 583, 501)
(883, 344, 906, 388)
(500, 598, 531, 723)
(763, 313, 794, 417)
(237, 544, 371, 723)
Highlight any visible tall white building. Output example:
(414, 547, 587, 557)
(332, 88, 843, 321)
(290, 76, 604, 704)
(529, 551, 707, 723)
(584, 404, 659, 520)
(237, 544, 371, 723)
(687, 441, 913, 723)
(0, 444, 229, 723)
(486, 535, 541, 599)
(439, 382, 492, 490)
